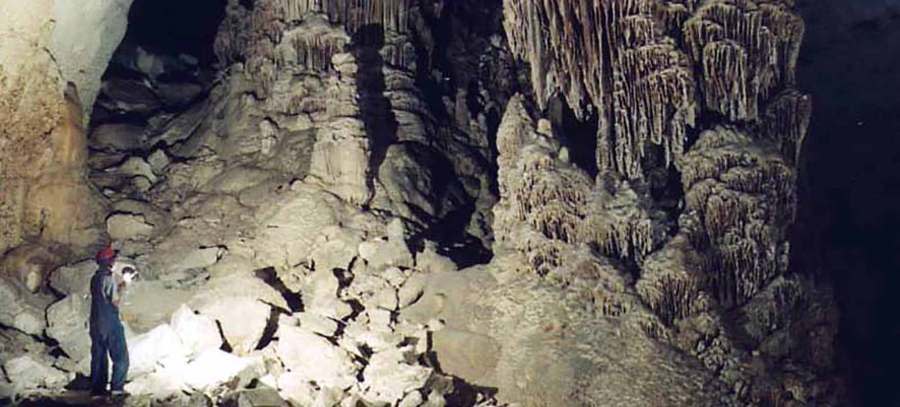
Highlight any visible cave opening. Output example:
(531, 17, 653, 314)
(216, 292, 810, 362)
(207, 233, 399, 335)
(85, 0, 226, 201)
(546, 95, 599, 177)
(88, 0, 225, 132)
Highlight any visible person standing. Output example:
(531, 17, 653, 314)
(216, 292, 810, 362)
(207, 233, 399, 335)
(89, 244, 129, 397)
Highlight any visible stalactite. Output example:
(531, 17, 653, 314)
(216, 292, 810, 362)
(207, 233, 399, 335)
(215, 0, 414, 90)
(654, 0, 699, 34)
(761, 90, 811, 165)
(683, 0, 804, 121)
(503, 0, 697, 180)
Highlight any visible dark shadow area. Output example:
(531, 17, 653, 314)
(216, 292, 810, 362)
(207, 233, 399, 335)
(254, 267, 303, 312)
(125, 0, 226, 66)
(546, 96, 599, 177)
(794, 0, 900, 404)
(353, 25, 400, 210)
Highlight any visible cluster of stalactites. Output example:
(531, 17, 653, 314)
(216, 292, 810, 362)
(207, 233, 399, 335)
(495, 95, 665, 279)
(683, 0, 804, 121)
(503, 0, 698, 180)
(635, 214, 712, 326)
(678, 126, 797, 306)
(654, 0, 700, 34)
(275, 21, 351, 73)
(214, 0, 414, 95)
(276, 0, 411, 36)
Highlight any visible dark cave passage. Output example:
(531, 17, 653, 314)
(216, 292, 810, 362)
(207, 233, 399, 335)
(795, 0, 900, 404)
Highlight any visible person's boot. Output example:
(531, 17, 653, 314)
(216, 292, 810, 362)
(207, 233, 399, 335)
(90, 389, 110, 399)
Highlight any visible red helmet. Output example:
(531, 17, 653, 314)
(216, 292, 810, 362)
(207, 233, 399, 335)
(95, 244, 117, 264)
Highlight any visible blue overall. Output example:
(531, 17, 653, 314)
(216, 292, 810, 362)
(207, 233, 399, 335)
(89, 264, 129, 393)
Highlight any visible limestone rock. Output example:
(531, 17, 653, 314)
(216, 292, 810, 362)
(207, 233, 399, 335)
(0, 278, 53, 335)
(46, 295, 92, 365)
(129, 323, 190, 377)
(415, 242, 457, 274)
(397, 273, 426, 309)
(4, 355, 71, 391)
(124, 367, 188, 399)
(276, 325, 357, 389)
(233, 387, 288, 407)
(90, 123, 146, 151)
(360, 347, 432, 404)
(377, 143, 467, 223)
(358, 239, 414, 271)
(206, 166, 274, 194)
(107, 213, 155, 241)
(165, 247, 222, 275)
(148, 149, 170, 174)
(195, 297, 271, 356)
(277, 372, 317, 407)
(98, 78, 161, 115)
(170, 305, 223, 356)
(310, 227, 362, 273)
(113, 156, 158, 184)
(295, 312, 339, 338)
(183, 349, 265, 392)
(49, 260, 96, 295)
(302, 269, 353, 320)
(251, 187, 339, 270)
(157, 82, 205, 108)
(0, 375, 13, 401)
(431, 328, 500, 383)
(399, 391, 424, 407)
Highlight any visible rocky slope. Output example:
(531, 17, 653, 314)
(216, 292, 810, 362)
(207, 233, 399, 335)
(0, 0, 844, 405)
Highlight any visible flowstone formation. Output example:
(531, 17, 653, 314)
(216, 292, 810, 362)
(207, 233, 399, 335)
(0, 0, 842, 406)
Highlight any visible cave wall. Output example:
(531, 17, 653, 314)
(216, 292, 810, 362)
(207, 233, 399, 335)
(0, 0, 132, 257)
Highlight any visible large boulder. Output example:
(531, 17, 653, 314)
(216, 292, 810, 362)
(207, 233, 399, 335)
(360, 347, 432, 404)
(129, 323, 190, 377)
(250, 185, 339, 270)
(430, 329, 500, 383)
(46, 295, 92, 365)
(309, 226, 362, 273)
(182, 349, 265, 392)
(275, 325, 357, 389)
(301, 269, 352, 320)
(358, 238, 414, 271)
(0, 278, 53, 335)
(4, 355, 71, 392)
(191, 272, 287, 355)
(170, 305, 223, 356)
(90, 123, 146, 151)
(0, 370, 13, 400)
(276, 372, 318, 406)
(107, 213, 155, 241)
(124, 367, 188, 399)
(49, 260, 96, 295)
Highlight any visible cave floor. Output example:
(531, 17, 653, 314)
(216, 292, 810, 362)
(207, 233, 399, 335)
(15, 391, 134, 406)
